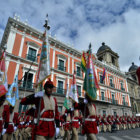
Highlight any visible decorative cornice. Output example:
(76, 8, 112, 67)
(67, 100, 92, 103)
(97, 48, 119, 58)
(6, 52, 38, 66)
(49, 37, 82, 57)
(75, 62, 81, 65)
(99, 83, 129, 94)
(27, 41, 41, 49)
(56, 54, 67, 60)
(94, 59, 126, 78)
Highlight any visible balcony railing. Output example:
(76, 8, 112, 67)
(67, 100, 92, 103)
(111, 99, 118, 105)
(76, 71, 82, 77)
(26, 54, 37, 62)
(57, 65, 66, 72)
(52, 87, 67, 95)
(96, 95, 120, 105)
(96, 95, 111, 102)
(110, 83, 115, 88)
(100, 79, 104, 84)
(19, 81, 35, 90)
(123, 102, 128, 106)
(121, 87, 125, 91)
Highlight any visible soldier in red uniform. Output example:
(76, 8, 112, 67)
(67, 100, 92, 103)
(122, 116, 127, 130)
(96, 115, 103, 132)
(0, 95, 6, 138)
(71, 109, 80, 140)
(102, 114, 109, 132)
(15, 112, 24, 140)
(136, 116, 140, 127)
(131, 115, 136, 129)
(13, 112, 19, 139)
(21, 107, 35, 140)
(119, 116, 123, 130)
(127, 115, 132, 129)
(107, 115, 113, 132)
(63, 109, 71, 140)
(115, 115, 121, 130)
(21, 79, 60, 140)
(2, 104, 14, 140)
(59, 114, 65, 138)
(74, 95, 98, 140)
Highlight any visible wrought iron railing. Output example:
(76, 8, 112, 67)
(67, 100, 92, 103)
(123, 102, 128, 106)
(26, 54, 37, 62)
(100, 79, 105, 84)
(110, 83, 115, 88)
(18, 81, 35, 90)
(76, 71, 82, 77)
(111, 99, 118, 105)
(121, 87, 125, 91)
(96, 95, 111, 102)
(57, 65, 66, 72)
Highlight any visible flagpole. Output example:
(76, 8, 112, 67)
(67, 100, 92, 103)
(83, 43, 91, 124)
(36, 14, 50, 126)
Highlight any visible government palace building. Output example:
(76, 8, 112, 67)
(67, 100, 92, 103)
(0, 15, 140, 116)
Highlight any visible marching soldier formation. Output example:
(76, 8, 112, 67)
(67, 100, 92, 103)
(0, 80, 140, 140)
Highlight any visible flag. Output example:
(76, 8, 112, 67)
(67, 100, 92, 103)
(81, 52, 86, 72)
(0, 51, 8, 97)
(102, 67, 106, 82)
(69, 71, 79, 103)
(6, 75, 19, 106)
(83, 49, 99, 100)
(63, 84, 70, 109)
(136, 67, 140, 85)
(36, 31, 51, 84)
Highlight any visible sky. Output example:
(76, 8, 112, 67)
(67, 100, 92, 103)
(0, 0, 140, 72)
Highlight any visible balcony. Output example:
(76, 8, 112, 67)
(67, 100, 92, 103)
(51, 87, 66, 95)
(26, 54, 37, 62)
(111, 99, 118, 105)
(19, 81, 35, 90)
(96, 95, 111, 103)
(76, 71, 82, 77)
(110, 83, 115, 88)
(100, 79, 104, 84)
(123, 102, 128, 106)
(57, 88, 64, 94)
(121, 87, 125, 91)
(96, 96, 120, 105)
(57, 65, 66, 72)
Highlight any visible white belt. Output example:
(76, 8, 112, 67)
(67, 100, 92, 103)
(40, 118, 54, 121)
(9, 122, 14, 125)
(85, 118, 96, 122)
(0, 117, 2, 121)
(72, 119, 78, 122)
(63, 121, 70, 125)
(34, 118, 37, 124)
(20, 122, 24, 125)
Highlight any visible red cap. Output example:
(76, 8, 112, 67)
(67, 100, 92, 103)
(44, 79, 54, 89)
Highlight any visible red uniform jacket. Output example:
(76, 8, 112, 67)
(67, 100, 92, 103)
(13, 112, 19, 126)
(107, 116, 113, 125)
(74, 102, 98, 134)
(62, 109, 71, 131)
(3, 105, 14, 134)
(0, 105, 4, 133)
(71, 110, 80, 129)
(21, 94, 59, 137)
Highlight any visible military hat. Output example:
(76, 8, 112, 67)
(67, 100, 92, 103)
(44, 78, 54, 89)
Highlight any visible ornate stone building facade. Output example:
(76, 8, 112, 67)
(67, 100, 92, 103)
(0, 16, 132, 116)
(126, 62, 140, 115)
(95, 43, 131, 116)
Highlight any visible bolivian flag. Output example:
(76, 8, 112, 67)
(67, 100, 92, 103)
(81, 52, 86, 72)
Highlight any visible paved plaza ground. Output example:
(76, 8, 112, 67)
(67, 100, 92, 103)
(57, 127, 140, 140)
